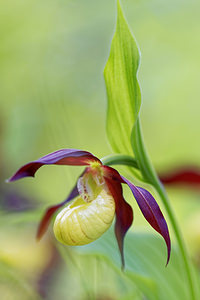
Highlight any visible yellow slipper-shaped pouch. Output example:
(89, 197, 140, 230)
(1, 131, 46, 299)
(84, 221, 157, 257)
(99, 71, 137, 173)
(53, 190, 115, 246)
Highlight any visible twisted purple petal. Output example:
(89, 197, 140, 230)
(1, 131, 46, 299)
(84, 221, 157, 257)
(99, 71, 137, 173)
(7, 149, 101, 182)
(121, 176, 171, 265)
(102, 165, 171, 265)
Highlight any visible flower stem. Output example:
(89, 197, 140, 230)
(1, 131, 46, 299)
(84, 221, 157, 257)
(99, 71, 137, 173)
(102, 120, 198, 300)
(152, 180, 197, 300)
(132, 119, 198, 300)
(101, 154, 139, 169)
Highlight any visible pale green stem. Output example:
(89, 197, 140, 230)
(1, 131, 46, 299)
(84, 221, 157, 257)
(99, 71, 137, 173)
(132, 120, 197, 300)
(101, 154, 139, 169)
(102, 120, 198, 300)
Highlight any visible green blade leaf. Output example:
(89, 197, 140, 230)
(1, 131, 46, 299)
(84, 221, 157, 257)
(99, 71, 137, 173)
(58, 245, 147, 300)
(75, 229, 195, 300)
(104, 0, 141, 155)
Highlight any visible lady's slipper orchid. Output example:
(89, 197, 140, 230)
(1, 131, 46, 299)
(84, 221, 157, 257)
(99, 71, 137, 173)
(8, 149, 171, 268)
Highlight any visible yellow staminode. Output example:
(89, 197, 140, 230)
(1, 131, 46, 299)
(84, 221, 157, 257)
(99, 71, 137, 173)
(89, 161, 102, 168)
(53, 190, 115, 246)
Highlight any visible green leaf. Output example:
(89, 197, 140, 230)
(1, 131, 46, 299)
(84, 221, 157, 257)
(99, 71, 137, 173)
(75, 228, 192, 300)
(104, 0, 141, 155)
(58, 243, 153, 300)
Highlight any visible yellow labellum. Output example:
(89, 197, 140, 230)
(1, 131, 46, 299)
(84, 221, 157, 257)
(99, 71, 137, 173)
(53, 190, 115, 246)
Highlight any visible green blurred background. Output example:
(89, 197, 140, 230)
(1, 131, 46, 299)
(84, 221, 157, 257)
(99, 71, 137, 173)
(1, 0, 200, 299)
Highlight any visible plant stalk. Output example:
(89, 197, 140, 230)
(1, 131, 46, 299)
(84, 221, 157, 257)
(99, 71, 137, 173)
(102, 119, 198, 300)
(132, 120, 197, 300)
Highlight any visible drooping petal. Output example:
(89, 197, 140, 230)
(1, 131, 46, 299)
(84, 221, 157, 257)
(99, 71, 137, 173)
(159, 166, 200, 188)
(102, 165, 171, 265)
(104, 177, 133, 269)
(121, 176, 171, 265)
(7, 149, 101, 182)
(37, 183, 79, 240)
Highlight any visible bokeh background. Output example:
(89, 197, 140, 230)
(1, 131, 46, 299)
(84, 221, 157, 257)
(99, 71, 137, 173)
(1, 0, 200, 299)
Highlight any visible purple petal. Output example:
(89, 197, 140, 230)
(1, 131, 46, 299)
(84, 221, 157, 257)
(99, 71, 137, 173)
(102, 165, 171, 265)
(37, 183, 79, 240)
(104, 177, 133, 269)
(7, 149, 101, 182)
(121, 176, 171, 265)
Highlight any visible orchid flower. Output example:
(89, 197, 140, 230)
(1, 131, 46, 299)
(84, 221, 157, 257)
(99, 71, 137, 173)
(8, 149, 171, 268)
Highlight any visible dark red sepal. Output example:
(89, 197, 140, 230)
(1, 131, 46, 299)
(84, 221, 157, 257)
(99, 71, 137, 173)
(37, 183, 79, 240)
(7, 149, 101, 182)
(104, 177, 133, 269)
